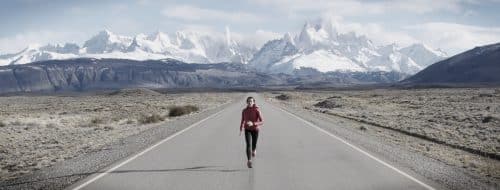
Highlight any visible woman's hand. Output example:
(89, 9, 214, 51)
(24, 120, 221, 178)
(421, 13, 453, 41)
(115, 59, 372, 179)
(246, 121, 253, 126)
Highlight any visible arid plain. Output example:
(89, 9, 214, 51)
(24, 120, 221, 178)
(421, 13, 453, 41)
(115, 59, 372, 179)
(0, 89, 243, 181)
(264, 88, 500, 186)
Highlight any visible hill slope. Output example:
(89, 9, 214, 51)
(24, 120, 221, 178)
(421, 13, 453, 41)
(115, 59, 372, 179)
(402, 42, 500, 84)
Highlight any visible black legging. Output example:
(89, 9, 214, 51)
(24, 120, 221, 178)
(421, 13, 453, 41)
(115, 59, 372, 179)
(244, 129, 259, 160)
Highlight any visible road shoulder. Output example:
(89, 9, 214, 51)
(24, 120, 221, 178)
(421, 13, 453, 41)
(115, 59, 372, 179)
(264, 96, 498, 190)
(0, 95, 243, 190)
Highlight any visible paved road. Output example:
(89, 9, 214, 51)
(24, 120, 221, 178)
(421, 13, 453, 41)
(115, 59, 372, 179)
(68, 93, 436, 190)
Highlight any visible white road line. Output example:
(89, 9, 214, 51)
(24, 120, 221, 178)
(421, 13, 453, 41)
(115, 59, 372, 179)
(71, 104, 229, 190)
(268, 101, 436, 190)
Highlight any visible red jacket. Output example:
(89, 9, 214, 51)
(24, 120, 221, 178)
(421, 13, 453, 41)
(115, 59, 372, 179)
(240, 105, 263, 131)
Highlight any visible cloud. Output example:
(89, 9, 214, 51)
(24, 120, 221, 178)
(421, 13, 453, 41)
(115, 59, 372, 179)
(314, 15, 418, 46)
(298, 15, 500, 55)
(173, 24, 281, 49)
(251, 0, 382, 16)
(405, 22, 500, 55)
(0, 30, 87, 54)
(136, 0, 151, 5)
(386, 0, 464, 14)
(179, 24, 281, 48)
(251, 0, 473, 16)
(233, 29, 282, 48)
(162, 5, 264, 22)
(178, 24, 219, 34)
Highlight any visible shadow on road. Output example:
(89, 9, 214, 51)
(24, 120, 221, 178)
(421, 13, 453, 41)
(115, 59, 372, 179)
(0, 166, 246, 188)
(110, 166, 246, 173)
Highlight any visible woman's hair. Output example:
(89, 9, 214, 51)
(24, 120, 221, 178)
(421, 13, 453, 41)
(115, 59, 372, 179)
(246, 96, 256, 107)
(246, 96, 255, 103)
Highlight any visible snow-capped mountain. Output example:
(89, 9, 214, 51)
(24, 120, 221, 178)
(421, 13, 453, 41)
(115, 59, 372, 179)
(0, 44, 80, 66)
(402, 42, 500, 84)
(0, 29, 257, 66)
(0, 20, 447, 75)
(246, 33, 299, 72)
(83, 30, 132, 54)
(249, 19, 447, 75)
(400, 43, 447, 68)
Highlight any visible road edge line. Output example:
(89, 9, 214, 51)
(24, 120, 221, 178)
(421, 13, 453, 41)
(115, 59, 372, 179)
(71, 103, 229, 190)
(267, 101, 436, 190)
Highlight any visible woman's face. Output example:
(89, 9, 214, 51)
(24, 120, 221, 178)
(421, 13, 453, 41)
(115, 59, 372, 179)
(246, 98, 255, 107)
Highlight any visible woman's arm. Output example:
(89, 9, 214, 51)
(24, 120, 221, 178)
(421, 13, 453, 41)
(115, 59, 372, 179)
(240, 110, 245, 131)
(253, 109, 263, 126)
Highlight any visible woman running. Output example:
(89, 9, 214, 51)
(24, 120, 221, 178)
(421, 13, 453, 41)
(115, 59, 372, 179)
(240, 96, 264, 168)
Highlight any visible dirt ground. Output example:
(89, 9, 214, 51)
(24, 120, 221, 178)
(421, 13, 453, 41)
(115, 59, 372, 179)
(263, 88, 500, 184)
(0, 89, 242, 181)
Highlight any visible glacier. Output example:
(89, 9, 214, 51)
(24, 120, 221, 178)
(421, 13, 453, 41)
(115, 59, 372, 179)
(0, 20, 447, 75)
(0, 29, 256, 66)
(249, 19, 447, 75)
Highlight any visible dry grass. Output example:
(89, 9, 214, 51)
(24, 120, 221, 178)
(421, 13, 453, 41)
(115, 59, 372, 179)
(90, 118, 104, 125)
(314, 99, 342, 109)
(168, 105, 199, 117)
(0, 89, 241, 181)
(139, 114, 166, 124)
(270, 88, 500, 157)
(264, 88, 500, 182)
(275, 94, 291, 101)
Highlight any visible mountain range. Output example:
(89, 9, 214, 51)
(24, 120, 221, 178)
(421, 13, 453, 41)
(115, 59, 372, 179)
(250, 20, 447, 75)
(0, 42, 497, 94)
(0, 58, 407, 94)
(0, 29, 255, 66)
(0, 20, 447, 75)
(402, 42, 500, 84)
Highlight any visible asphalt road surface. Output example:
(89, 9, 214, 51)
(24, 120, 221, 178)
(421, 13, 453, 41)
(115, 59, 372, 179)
(67, 93, 437, 190)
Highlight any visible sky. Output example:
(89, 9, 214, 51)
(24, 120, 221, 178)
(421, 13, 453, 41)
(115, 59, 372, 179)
(0, 0, 499, 55)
